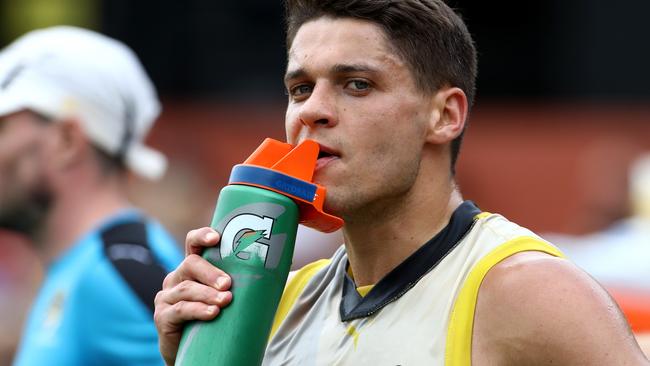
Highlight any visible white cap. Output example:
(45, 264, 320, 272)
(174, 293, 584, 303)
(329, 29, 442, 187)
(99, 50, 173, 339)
(0, 26, 166, 180)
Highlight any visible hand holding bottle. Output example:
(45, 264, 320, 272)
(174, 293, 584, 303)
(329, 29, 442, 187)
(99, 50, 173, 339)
(154, 227, 231, 366)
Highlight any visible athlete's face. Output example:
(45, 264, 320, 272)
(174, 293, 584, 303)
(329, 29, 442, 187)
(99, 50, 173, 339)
(284, 17, 433, 218)
(0, 111, 54, 235)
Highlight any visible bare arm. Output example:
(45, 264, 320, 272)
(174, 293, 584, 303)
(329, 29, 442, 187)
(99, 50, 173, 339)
(153, 227, 233, 366)
(472, 251, 649, 365)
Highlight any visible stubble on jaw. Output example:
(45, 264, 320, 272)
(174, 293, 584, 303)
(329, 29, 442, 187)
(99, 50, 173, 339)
(0, 176, 52, 241)
(325, 150, 424, 226)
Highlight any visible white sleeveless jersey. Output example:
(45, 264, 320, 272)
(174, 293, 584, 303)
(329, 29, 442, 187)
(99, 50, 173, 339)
(265, 202, 564, 365)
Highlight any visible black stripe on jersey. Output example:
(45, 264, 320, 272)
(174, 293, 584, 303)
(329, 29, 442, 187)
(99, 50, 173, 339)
(101, 220, 167, 313)
(340, 200, 482, 321)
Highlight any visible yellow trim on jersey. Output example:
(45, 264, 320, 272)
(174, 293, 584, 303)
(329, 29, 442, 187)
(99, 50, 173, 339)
(474, 212, 492, 220)
(347, 264, 375, 297)
(346, 325, 360, 349)
(270, 259, 331, 340)
(444, 236, 565, 365)
(356, 284, 374, 297)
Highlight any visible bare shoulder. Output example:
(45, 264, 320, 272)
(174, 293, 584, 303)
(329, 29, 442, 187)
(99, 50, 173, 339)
(472, 251, 648, 365)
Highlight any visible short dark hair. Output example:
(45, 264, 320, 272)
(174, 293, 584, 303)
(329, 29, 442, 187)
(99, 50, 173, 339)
(285, 0, 477, 174)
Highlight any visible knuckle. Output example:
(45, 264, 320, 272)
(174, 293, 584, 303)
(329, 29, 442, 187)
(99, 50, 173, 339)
(184, 254, 203, 272)
(172, 301, 186, 317)
(162, 271, 176, 289)
(153, 308, 163, 326)
(185, 253, 200, 265)
(185, 229, 197, 244)
(153, 305, 173, 330)
(154, 290, 164, 305)
(177, 280, 192, 294)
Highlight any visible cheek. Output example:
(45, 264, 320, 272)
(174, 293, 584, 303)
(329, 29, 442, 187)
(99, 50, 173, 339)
(14, 135, 54, 186)
(361, 105, 427, 170)
(363, 106, 425, 149)
(0, 150, 34, 200)
(15, 148, 45, 185)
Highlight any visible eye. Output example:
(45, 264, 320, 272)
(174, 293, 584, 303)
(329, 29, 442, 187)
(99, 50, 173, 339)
(288, 84, 313, 99)
(345, 79, 371, 92)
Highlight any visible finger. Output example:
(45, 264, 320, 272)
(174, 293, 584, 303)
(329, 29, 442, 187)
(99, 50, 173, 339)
(154, 302, 218, 337)
(156, 280, 232, 308)
(154, 300, 220, 366)
(162, 254, 231, 291)
(185, 227, 220, 256)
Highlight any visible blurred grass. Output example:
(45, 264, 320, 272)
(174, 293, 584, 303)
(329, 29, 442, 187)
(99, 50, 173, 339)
(1, 0, 99, 46)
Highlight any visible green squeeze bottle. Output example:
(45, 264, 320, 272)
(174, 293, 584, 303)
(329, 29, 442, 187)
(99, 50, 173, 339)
(175, 138, 343, 366)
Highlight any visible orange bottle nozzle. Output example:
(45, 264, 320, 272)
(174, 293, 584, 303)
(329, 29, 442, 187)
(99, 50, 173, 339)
(229, 138, 344, 233)
(243, 139, 292, 167)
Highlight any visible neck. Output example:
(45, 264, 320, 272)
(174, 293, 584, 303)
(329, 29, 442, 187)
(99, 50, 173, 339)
(342, 163, 463, 286)
(37, 173, 130, 264)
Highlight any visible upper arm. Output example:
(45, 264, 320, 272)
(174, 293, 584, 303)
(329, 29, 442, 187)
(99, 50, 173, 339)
(473, 251, 648, 365)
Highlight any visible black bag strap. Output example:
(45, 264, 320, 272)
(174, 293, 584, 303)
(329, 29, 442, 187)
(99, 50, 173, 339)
(101, 220, 167, 313)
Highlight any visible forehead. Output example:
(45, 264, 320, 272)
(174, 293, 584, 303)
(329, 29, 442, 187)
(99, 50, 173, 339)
(286, 17, 406, 76)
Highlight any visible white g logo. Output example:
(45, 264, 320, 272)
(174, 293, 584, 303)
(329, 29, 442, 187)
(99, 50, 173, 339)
(220, 214, 275, 262)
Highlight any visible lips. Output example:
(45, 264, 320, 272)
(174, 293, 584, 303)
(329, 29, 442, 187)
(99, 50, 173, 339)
(315, 143, 340, 171)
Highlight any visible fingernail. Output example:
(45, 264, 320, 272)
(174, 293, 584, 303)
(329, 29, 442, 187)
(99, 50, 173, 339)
(216, 276, 229, 289)
(206, 305, 217, 314)
(205, 232, 218, 242)
(217, 292, 227, 302)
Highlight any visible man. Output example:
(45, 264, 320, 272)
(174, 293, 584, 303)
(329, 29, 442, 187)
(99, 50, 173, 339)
(154, 1, 649, 364)
(0, 26, 183, 365)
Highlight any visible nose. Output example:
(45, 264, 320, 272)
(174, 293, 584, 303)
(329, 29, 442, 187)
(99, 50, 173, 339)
(297, 84, 337, 129)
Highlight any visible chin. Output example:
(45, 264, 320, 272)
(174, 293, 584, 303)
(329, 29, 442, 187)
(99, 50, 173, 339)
(322, 191, 344, 217)
(324, 193, 365, 221)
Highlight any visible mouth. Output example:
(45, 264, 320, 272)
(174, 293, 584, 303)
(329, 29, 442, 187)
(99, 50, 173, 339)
(317, 150, 334, 160)
(315, 143, 340, 171)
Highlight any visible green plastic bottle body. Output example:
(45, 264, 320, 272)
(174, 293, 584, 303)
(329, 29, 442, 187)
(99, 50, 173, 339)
(175, 184, 299, 366)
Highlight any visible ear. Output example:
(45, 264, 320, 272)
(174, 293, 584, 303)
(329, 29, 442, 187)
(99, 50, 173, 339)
(425, 86, 468, 145)
(51, 119, 90, 170)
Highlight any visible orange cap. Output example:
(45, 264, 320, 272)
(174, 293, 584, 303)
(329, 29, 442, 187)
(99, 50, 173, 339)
(229, 138, 344, 233)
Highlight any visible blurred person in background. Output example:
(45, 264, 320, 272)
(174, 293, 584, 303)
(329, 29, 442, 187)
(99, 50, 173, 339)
(546, 149, 650, 292)
(153, 0, 648, 364)
(555, 152, 650, 291)
(549, 151, 650, 356)
(0, 26, 182, 365)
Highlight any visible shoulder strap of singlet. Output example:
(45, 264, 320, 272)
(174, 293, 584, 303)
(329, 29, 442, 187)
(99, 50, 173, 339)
(444, 235, 565, 365)
(101, 220, 168, 313)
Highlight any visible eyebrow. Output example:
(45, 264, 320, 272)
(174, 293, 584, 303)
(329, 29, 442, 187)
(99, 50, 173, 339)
(284, 68, 307, 84)
(331, 63, 378, 74)
(284, 63, 379, 84)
